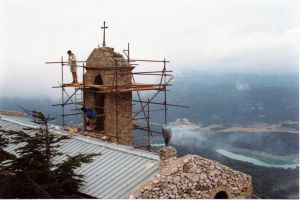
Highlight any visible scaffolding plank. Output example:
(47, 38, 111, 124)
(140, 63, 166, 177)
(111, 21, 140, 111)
(55, 82, 170, 90)
(53, 83, 84, 88)
(85, 87, 164, 93)
(86, 83, 170, 88)
(84, 82, 169, 93)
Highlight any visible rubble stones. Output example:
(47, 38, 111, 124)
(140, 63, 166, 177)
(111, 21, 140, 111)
(171, 168, 178, 174)
(132, 146, 252, 199)
(159, 146, 177, 160)
(200, 172, 207, 180)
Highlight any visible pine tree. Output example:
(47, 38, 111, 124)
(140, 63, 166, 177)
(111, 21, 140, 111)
(0, 111, 99, 198)
(0, 128, 10, 162)
(54, 153, 97, 193)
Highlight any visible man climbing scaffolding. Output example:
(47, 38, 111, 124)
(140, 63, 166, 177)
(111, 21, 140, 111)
(67, 50, 78, 83)
(81, 107, 96, 131)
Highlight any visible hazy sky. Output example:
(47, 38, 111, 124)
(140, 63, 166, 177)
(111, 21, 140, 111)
(0, 0, 299, 99)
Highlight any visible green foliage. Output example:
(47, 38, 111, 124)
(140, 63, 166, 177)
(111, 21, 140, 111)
(0, 110, 99, 198)
(0, 129, 15, 162)
(0, 130, 8, 162)
(0, 129, 8, 150)
(54, 153, 99, 193)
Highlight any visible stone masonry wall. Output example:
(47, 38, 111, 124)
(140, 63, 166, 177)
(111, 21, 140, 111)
(84, 47, 133, 146)
(131, 146, 252, 199)
(104, 93, 132, 145)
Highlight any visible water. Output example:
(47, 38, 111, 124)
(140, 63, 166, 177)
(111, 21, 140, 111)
(216, 149, 299, 169)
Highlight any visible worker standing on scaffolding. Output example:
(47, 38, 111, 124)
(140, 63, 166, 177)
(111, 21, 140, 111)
(67, 50, 78, 84)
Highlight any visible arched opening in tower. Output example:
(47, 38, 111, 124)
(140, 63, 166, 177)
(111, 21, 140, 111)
(214, 191, 228, 199)
(94, 75, 105, 131)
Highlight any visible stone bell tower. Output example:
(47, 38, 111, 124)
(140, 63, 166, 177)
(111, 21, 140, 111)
(84, 47, 134, 146)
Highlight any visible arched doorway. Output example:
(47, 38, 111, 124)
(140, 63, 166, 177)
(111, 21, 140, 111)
(214, 191, 228, 199)
(94, 75, 105, 131)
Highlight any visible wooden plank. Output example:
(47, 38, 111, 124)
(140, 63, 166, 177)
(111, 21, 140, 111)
(54, 83, 84, 88)
(55, 82, 168, 92)
(0, 110, 27, 117)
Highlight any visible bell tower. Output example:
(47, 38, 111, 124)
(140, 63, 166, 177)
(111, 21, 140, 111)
(83, 47, 134, 146)
(46, 21, 183, 151)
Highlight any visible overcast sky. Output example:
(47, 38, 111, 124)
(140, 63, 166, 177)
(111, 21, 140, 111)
(0, 0, 299, 99)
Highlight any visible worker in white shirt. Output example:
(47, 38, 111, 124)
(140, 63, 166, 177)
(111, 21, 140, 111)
(67, 50, 78, 84)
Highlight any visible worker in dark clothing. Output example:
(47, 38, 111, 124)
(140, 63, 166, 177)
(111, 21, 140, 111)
(162, 127, 172, 146)
(81, 107, 96, 130)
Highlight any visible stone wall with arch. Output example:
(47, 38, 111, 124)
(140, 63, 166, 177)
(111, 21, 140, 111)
(84, 47, 134, 145)
(130, 146, 252, 199)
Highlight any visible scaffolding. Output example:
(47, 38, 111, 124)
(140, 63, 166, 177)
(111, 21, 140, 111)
(46, 24, 188, 151)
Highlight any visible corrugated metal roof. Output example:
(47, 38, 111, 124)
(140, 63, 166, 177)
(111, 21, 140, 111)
(0, 115, 159, 199)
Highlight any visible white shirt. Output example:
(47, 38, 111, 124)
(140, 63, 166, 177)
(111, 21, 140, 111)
(68, 53, 77, 65)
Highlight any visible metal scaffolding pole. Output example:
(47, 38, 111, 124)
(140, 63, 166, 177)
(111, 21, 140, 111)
(147, 99, 151, 151)
(164, 58, 167, 126)
(82, 63, 86, 131)
(61, 56, 65, 127)
(115, 65, 119, 143)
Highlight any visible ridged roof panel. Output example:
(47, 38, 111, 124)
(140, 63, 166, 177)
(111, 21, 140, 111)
(0, 115, 159, 199)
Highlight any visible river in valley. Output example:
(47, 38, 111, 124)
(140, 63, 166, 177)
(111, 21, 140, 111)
(216, 149, 299, 169)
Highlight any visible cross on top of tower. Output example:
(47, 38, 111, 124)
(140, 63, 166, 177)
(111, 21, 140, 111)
(101, 21, 108, 47)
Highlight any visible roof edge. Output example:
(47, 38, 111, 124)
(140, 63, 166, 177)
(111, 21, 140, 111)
(0, 115, 159, 161)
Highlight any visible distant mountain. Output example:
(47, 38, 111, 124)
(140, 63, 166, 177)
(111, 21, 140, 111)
(175, 72, 299, 87)
(0, 97, 63, 125)
(1, 73, 298, 128)
(151, 73, 299, 126)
